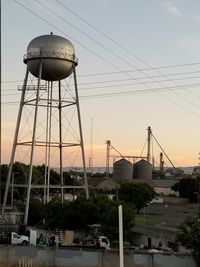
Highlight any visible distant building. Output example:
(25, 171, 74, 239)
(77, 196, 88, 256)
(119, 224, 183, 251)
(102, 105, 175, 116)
(192, 166, 200, 175)
(80, 177, 118, 194)
(165, 168, 184, 177)
(153, 179, 179, 196)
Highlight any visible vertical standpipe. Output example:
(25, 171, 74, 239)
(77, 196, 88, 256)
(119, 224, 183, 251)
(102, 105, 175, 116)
(119, 205, 124, 267)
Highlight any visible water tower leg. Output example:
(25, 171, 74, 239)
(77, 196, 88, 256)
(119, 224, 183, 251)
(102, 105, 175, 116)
(24, 61, 43, 225)
(58, 80, 64, 203)
(73, 68, 89, 199)
(47, 81, 53, 204)
(44, 82, 50, 204)
(1, 68, 29, 217)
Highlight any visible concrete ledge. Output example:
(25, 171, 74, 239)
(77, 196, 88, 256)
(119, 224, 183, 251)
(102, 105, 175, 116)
(0, 245, 195, 267)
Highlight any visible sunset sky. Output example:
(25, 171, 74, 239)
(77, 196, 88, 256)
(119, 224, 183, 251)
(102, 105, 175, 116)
(2, 0, 200, 169)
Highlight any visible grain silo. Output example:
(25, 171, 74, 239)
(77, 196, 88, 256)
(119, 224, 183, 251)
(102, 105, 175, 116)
(113, 158, 133, 183)
(133, 159, 152, 180)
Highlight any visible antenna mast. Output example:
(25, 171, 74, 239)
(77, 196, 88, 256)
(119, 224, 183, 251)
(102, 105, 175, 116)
(88, 118, 93, 173)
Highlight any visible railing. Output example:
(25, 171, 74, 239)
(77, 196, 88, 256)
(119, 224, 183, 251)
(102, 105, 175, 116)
(23, 51, 78, 64)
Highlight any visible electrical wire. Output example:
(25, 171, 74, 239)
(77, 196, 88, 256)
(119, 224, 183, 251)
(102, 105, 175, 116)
(54, 0, 200, 113)
(3, 68, 200, 89)
(2, 62, 200, 83)
(3, 74, 200, 93)
(10, 0, 200, 118)
(2, 82, 200, 100)
(13, 0, 139, 81)
(79, 62, 200, 77)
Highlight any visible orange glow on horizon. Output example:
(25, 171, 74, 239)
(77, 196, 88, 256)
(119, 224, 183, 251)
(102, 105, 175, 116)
(2, 136, 198, 168)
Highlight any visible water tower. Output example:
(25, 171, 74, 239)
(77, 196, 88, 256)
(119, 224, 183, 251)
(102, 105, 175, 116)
(2, 34, 89, 224)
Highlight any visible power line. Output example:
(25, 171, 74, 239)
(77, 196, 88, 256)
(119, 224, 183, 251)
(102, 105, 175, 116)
(3, 73, 200, 93)
(35, 0, 139, 74)
(78, 84, 200, 99)
(11, 0, 200, 118)
(75, 75, 200, 90)
(41, 0, 200, 115)
(2, 80, 24, 84)
(2, 82, 200, 104)
(78, 72, 200, 86)
(36, 0, 200, 112)
(2, 67, 200, 85)
(3, 80, 200, 98)
(55, 0, 200, 113)
(13, 0, 138, 81)
(79, 62, 200, 77)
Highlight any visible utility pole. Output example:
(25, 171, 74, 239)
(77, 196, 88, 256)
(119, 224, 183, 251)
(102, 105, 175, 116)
(160, 152, 164, 173)
(106, 140, 111, 177)
(0, 0, 2, 206)
(147, 126, 151, 163)
(88, 118, 93, 173)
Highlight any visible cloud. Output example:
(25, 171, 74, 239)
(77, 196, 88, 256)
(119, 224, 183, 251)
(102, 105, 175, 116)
(162, 1, 182, 17)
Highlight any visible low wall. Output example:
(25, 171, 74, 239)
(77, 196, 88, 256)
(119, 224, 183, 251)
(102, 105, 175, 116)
(0, 245, 196, 267)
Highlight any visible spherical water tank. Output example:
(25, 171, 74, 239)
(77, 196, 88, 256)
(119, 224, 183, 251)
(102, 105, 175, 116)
(113, 158, 133, 183)
(24, 34, 77, 81)
(133, 159, 152, 180)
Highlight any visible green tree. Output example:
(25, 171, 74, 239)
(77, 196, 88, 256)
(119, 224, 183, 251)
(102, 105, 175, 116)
(1, 164, 8, 181)
(119, 182, 155, 213)
(90, 197, 134, 238)
(172, 178, 198, 202)
(176, 216, 200, 266)
(32, 196, 135, 240)
(27, 199, 45, 226)
(13, 161, 29, 183)
(63, 197, 100, 230)
(43, 198, 68, 229)
(0, 164, 9, 202)
(0, 162, 29, 204)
